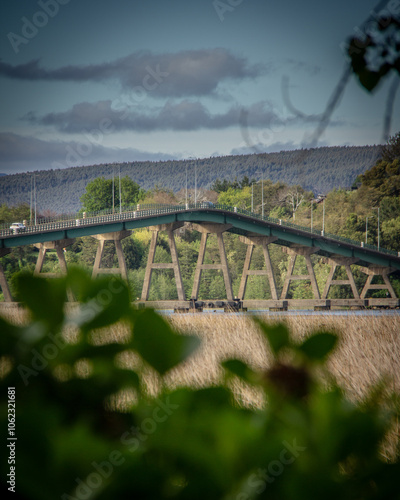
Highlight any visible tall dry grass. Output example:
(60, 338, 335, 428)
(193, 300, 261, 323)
(167, 313, 400, 461)
(2, 308, 399, 458)
(2, 308, 399, 403)
(168, 314, 400, 402)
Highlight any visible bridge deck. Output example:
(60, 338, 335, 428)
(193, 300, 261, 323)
(1, 205, 400, 270)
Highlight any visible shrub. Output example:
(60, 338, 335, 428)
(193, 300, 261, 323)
(0, 270, 399, 499)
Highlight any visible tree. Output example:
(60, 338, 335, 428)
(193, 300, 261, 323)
(217, 186, 251, 209)
(140, 185, 177, 205)
(282, 186, 307, 220)
(381, 131, 400, 162)
(359, 158, 400, 200)
(211, 176, 256, 194)
(80, 176, 145, 212)
(0, 203, 31, 224)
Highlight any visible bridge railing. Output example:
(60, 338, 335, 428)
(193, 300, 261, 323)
(1, 203, 399, 257)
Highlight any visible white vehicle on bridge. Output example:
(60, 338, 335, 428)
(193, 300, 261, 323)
(10, 222, 26, 234)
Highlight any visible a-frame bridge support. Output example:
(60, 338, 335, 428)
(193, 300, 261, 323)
(191, 223, 233, 301)
(34, 239, 75, 278)
(360, 266, 397, 299)
(0, 249, 12, 302)
(281, 245, 321, 299)
(92, 231, 131, 280)
(141, 223, 185, 301)
(238, 235, 278, 300)
(34, 239, 75, 301)
(322, 256, 360, 299)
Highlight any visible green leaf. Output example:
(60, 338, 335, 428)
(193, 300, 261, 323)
(0, 316, 21, 355)
(254, 319, 290, 356)
(16, 274, 67, 331)
(222, 359, 258, 385)
(298, 332, 337, 361)
(132, 309, 201, 375)
(66, 269, 131, 331)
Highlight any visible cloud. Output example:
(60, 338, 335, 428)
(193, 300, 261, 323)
(0, 132, 176, 174)
(24, 99, 292, 133)
(0, 49, 264, 97)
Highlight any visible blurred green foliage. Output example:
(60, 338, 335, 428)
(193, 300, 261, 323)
(0, 271, 399, 499)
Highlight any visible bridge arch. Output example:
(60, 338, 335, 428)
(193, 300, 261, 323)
(1, 204, 399, 309)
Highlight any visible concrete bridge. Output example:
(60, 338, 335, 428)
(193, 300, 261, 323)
(1, 204, 399, 310)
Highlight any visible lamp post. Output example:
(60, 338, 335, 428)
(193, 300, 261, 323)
(310, 199, 313, 232)
(322, 197, 325, 235)
(188, 157, 197, 205)
(119, 166, 122, 214)
(372, 206, 380, 250)
(365, 215, 374, 245)
(112, 168, 115, 214)
(30, 175, 33, 225)
(185, 163, 188, 207)
(33, 174, 37, 225)
(194, 159, 197, 205)
(261, 171, 264, 218)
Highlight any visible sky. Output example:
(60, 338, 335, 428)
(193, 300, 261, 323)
(0, 0, 399, 175)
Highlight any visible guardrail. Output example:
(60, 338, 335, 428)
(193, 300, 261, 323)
(1, 203, 399, 258)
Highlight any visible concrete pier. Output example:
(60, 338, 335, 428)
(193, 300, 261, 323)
(91, 231, 131, 280)
(191, 223, 233, 301)
(238, 235, 278, 300)
(141, 223, 185, 301)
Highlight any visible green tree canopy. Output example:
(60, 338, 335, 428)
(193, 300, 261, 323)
(359, 158, 400, 200)
(80, 176, 145, 212)
(381, 132, 400, 163)
(0, 203, 31, 224)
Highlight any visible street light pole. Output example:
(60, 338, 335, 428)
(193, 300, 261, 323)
(194, 159, 197, 205)
(30, 175, 33, 225)
(372, 207, 380, 250)
(185, 163, 188, 207)
(119, 166, 122, 214)
(34, 174, 37, 226)
(251, 182, 253, 212)
(112, 168, 115, 214)
(311, 199, 313, 232)
(377, 206, 380, 250)
(261, 171, 264, 218)
(322, 197, 325, 235)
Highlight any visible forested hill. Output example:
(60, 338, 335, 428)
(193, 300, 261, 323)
(0, 145, 381, 213)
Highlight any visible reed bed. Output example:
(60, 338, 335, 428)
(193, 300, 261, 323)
(2, 308, 399, 403)
(2, 308, 399, 458)
(167, 314, 400, 402)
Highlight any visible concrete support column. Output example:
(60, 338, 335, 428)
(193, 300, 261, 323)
(359, 266, 397, 298)
(191, 223, 233, 301)
(34, 239, 75, 301)
(0, 249, 12, 302)
(322, 256, 359, 299)
(280, 245, 321, 299)
(141, 223, 185, 301)
(238, 235, 278, 300)
(91, 231, 131, 280)
(34, 239, 75, 278)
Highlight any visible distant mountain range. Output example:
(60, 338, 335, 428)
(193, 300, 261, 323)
(0, 146, 381, 214)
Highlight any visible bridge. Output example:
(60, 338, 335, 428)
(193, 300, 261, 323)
(1, 203, 399, 310)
